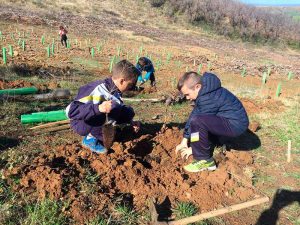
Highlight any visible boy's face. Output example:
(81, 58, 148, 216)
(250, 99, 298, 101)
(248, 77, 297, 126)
(181, 83, 201, 100)
(114, 77, 135, 92)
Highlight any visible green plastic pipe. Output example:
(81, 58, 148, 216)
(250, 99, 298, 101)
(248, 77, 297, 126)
(51, 43, 55, 55)
(91, 47, 94, 58)
(0, 86, 38, 96)
(2, 47, 6, 64)
(21, 110, 68, 124)
(8, 45, 13, 57)
(46, 46, 50, 57)
(22, 40, 25, 51)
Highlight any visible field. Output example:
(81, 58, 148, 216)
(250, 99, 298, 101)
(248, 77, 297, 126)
(0, 1, 300, 225)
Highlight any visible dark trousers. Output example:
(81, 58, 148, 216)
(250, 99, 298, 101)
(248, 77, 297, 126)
(61, 34, 67, 47)
(71, 120, 104, 141)
(189, 115, 238, 160)
(70, 107, 134, 141)
(150, 72, 155, 86)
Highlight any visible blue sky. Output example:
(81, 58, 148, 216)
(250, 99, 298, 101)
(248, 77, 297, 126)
(239, 0, 300, 6)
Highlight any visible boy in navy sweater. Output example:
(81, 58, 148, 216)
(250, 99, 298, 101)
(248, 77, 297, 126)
(66, 60, 140, 153)
(176, 72, 249, 172)
(136, 57, 156, 87)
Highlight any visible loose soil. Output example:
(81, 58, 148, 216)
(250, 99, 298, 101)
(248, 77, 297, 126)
(4, 126, 258, 223)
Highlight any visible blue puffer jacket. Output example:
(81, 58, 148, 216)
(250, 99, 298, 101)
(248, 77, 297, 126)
(184, 72, 249, 138)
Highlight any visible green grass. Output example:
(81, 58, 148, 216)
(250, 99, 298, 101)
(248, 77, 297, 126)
(71, 57, 101, 68)
(259, 101, 300, 149)
(252, 170, 276, 186)
(173, 201, 198, 220)
(114, 204, 140, 225)
(173, 201, 219, 225)
(0, 173, 16, 206)
(86, 215, 110, 225)
(24, 199, 68, 225)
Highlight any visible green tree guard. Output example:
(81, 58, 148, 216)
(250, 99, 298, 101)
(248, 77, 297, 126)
(46, 46, 50, 57)
(8, 45, 13, 57)
(22, 40, 25, 51)
(91, 47, 95, 58)
(276, 83, 282, 97)
(51, 43, 55, 55)
(2, 47, 7, 64)
(41, 35, 45, 45)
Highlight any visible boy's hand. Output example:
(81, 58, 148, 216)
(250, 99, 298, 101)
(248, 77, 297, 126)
(99, 101, 112, 113)
(180, 147, 192, 159)
(175, 138, 188, 154)
(131, 120, 141, 133)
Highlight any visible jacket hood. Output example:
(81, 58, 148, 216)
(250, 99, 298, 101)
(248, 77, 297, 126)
(199, 72, 221, 96)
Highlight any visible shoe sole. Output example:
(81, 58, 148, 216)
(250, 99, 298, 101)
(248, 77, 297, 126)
(184, 165, 217, 173)
(82, 144, 108, 154)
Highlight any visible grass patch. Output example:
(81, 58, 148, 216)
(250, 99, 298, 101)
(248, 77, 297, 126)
(259, 101, 300, 148)
(86, 215, 110, 225)
(71, 57, 101, 68)
(24, 199, 68, 225)
(173, 201, 198, 219)
(113, 204, 140, 225)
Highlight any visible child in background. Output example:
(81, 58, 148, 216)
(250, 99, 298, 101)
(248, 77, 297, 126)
(66, 60, 141, 153)
(176, 72, 249, 173)
(59, 26, 68, 48)
(136, 57, 156, 87)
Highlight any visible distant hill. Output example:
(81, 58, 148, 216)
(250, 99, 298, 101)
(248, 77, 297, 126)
(0, 0, 299, 48)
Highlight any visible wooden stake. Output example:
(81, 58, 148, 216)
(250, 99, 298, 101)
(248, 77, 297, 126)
(164, 197, 269, 225)
(34, 124, 70, 134)
(30, 120, 70, 130)
(287, 140, 291, 163)
(122, 97, 162, 103)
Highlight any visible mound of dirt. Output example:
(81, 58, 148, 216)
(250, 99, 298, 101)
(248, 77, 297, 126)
(0, 79, 34, 90)
(0, 79, 58, 91)
(4, 127, 257, 223)
(241, 98, 285, 115)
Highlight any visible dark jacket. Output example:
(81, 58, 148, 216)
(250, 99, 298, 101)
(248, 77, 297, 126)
(184, 72, 249, 138)
(66, 77, 134, 126)
(136, 57, 155, 76)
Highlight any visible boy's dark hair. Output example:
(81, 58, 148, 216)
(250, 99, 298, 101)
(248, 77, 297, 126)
(138, 57, 147, 67)
(112, 60, 139, 83)
(177, 71, 202, 91)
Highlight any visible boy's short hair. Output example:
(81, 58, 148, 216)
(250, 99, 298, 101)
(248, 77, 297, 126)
(138, 57, 147, 67)
(177, 71, 202, 91)
(112, 60, 139, 83)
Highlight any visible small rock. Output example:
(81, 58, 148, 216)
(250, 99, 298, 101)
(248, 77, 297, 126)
(186, 192, 191, 199)
(111, 159, 118, 167)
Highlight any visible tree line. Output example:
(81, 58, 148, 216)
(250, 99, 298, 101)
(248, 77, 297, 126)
(150, 0, 300, 47)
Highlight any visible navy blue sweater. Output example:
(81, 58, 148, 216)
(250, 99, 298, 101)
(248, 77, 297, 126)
(184, 73, 249, 138)
(136, 57, 155, 76)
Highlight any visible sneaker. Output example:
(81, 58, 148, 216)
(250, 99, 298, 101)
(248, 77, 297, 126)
(184, 158, 216, 173)
(82, 136, 107, 154)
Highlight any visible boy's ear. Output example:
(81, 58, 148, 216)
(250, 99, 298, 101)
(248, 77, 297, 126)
(120, 78, 125, 84)
(195, 83, 202, 90)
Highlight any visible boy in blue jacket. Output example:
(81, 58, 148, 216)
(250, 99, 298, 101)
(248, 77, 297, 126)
(66, 60, 140, 153)
(176, 72, 249, 173)
(136, 57, 156, 87)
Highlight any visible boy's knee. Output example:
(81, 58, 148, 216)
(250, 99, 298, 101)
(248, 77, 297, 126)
(190, 115, 206, 127)
(121, 107, 135, 122)
(70, 120, 91, 136)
